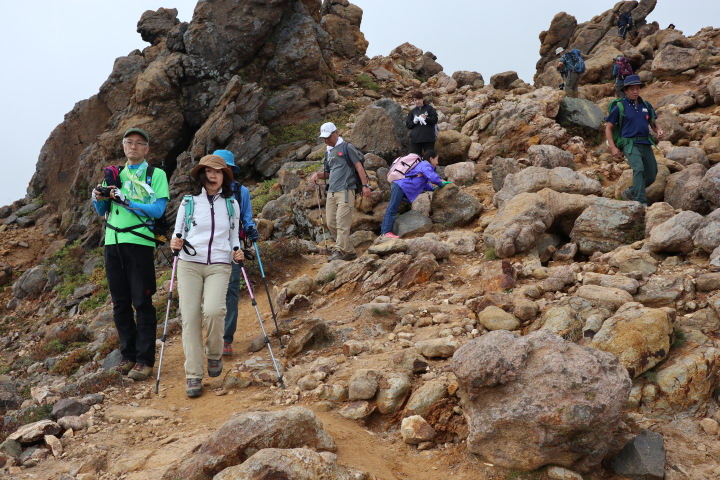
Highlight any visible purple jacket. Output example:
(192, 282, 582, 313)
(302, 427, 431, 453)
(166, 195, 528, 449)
(395, 161, 443, 202)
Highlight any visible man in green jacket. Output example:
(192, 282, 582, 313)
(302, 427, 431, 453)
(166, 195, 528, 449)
(92, 128, 169, 380)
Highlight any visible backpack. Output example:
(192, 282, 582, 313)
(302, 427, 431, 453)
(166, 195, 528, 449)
(387, 154, 422, 183)
(606, 97, 657, 148)
(616, 56, 633, 79)
(181, 194, 236, 244)
(619, 12, 634, 28)
(570, 49, 586, 74)
(104, 165, 170, 245)
(324, 142, 367, 195)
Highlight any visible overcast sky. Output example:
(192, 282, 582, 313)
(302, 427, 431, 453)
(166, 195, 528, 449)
(1, 0, 717, 207)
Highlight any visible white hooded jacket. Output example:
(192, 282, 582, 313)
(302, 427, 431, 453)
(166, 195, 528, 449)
(173, 188, 241, 264)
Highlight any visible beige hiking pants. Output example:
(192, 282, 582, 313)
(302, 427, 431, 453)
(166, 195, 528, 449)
(177, 260, 231, 379)
(326, 189, 355, 254)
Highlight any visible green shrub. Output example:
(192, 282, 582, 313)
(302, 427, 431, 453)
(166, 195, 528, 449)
(33, 326, 90, 361)
(356, 73, 379, 91)
(485, 247, 498, 260)
(251, 178, 281, 213)
(51, 348, 93, 376)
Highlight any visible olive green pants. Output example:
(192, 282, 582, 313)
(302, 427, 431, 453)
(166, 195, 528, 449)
(623, 143, 657, 205)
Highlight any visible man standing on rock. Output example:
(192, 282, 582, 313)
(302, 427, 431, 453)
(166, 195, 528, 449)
(605, 75, 664, 205)
(92, 128, 169, 381)
(310, 122, 371, 262)
(556, 48, 583, 98)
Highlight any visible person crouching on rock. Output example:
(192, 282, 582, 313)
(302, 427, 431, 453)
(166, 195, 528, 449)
(170, 154, 244, 398)
(380, 150, 450, 238)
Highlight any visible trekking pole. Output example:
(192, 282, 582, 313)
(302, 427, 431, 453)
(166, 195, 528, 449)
(237, 248, 285, 388)
(314, 185, 328, 255)
(155, 233, 181, 394)
(252, 241, 283, 348)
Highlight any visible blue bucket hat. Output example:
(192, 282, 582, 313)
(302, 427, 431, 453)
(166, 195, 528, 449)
(213, 149, 240, 174)
(623, 74, 644, 89)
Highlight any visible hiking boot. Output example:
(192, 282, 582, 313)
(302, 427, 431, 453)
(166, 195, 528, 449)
(208, 358, 223, 377)
(382, 232, 400, 239)
(222, 342, 233, 356)
(127, 363, 152, 381)
(186, 378, 202, 398)
(620, 188, 634, 201)
(112, 359, 135, 376)
(341, 251, 357, 261)
(327, 249, 344, 262)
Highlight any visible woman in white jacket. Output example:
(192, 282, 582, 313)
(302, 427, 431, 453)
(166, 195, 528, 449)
(170, 154, 244, 397)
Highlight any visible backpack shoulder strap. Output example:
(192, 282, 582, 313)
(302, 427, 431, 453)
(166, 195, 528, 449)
(617, 100, 625, 131)
(183, 195, 194, 233)
(146, 165, 155, 185)
(225, 197, 235, 242)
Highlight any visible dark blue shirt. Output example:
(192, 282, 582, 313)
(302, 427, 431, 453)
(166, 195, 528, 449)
(607, 97, 656, 145)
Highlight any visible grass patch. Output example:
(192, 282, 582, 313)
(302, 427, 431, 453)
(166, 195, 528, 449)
(641, 370, 658, 384)
(370, 307, 392, 317)
(50, 348, 93, 376)
(356, 73, 379, 91)
(672, 329, 687, 349)
(251, 178, 282, 213)
(485, 247, 498, 260)
(33, 326, 91, 361)
(63, 370, 124, 398)
(624, 222, 646, 244)
(317, 272, 337, 286)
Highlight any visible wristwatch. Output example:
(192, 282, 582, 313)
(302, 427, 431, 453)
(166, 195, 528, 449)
(363, 184, 370, 188)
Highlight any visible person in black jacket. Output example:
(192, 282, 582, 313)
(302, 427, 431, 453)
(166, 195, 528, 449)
(405, 91, 438, 156)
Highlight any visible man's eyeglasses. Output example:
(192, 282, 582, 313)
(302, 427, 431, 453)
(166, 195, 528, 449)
(123, 140, 148, 147)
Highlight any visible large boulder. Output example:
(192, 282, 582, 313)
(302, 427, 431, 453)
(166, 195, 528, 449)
(664, 163, 710, 214)
(214, 448, 367, 480)
(665, 146, 710, 168)
(137, 8, 180, 46)
(435, 130, 472, 165)
(651, 45, 700, 77)
(452, 70, 484, 88)
(320, 1, 368, 59)
(484, 189, 595, 258)
(348, 99, 409, 159)
(527, 145, 575, 169)
(491, 157, 521, 192)
(493, 167, 602, 208)
(162, 407, 336, 480)
(452, 330, 631, 472)
(693, 209, 720, 254)
(430, 184, 482, 227)
(490, 71, 519, 90)
(646, 210, 706, 253)
(556, 97, 605, 135)
(389, 42, 443, 79)
(590, 304, 673, 378)
(570, 198, 646, 255)
(700, 164, 720, 210)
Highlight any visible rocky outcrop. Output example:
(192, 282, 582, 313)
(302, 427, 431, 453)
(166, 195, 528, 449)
(452, 330, 631, 472)
(162, 407, 335, 480)
(570, 199, 646, 255)
(493, 167, 601, 208)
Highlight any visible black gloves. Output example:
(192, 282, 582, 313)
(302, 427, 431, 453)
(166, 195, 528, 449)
(245, 226, 259, 241)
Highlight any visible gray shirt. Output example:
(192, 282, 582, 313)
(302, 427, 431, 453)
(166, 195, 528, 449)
(325, 140, 363, 193)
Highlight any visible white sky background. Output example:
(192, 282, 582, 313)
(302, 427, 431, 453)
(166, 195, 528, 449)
(0, 0, 717, 207)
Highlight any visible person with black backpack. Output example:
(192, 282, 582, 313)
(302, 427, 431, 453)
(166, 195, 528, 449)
(612, 55, 634, 98)
(212, 149, 258, 357)
(91, 127, 169, 381)
(604, 75, 664, 205)
(309, 122, 371, 262)
(614, 11, 634, 40)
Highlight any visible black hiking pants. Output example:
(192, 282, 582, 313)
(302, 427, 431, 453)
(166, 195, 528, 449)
(410, 142, 435, 157)
(104, 243, 158, 367)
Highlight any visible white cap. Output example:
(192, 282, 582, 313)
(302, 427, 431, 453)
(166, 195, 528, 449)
(319, 122, 337, 138)
(555, 47, 564, 55)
